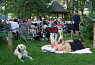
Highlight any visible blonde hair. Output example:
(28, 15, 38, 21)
(58, 39, 63, 44)
(28, 19, 31, 22)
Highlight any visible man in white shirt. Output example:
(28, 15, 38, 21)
(10, 19, 19, 33)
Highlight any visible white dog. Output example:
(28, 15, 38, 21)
(14, 44, 33, 62)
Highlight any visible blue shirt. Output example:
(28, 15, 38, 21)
(73, 14, 80, 23)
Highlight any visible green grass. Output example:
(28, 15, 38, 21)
(0, 34, 95, 65)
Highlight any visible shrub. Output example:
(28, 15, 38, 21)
(80, 5, 95, 39)
(80, 17, 93, 39)
(0, 23, 6, 39)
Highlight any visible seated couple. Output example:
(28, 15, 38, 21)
(47, 34, 86, 53)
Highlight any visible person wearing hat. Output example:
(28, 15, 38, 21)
(71, 10, 80, 38)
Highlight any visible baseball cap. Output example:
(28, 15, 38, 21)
(75, 10, 78, 13)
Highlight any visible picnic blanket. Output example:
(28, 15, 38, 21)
(41, 45, 92, 54)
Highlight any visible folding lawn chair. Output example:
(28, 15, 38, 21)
(19, 23, 34, 43)
(46, 27, 58, 41)
(57, 24, 63, 36)
(63, 24, 71, 36)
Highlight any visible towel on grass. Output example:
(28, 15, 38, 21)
(41, 45, 92, 54)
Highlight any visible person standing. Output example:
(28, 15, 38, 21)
(71, 10, 80, 38)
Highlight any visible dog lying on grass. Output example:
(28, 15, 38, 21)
(14, 44, 33, 62)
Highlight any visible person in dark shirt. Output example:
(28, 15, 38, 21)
(71, 10, 80, 38)
(68, 39, 86, 51)
(46, 38, 86, 52)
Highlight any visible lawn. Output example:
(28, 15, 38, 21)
(0, 34, 95, 65)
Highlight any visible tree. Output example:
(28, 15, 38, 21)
(0, 0, 54, 20)
(7, 0, 53, 19)
(92, 0, 95, 12)
(66, 0, 91, 21)
(30, 0, 54, 19)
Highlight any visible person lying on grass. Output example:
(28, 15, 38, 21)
(47, 37, 86, 52)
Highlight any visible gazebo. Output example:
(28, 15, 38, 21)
(51, 1, 70, 21)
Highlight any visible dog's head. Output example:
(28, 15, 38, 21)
(16, 44, 26, 52)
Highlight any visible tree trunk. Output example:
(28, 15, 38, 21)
(21, 6, 23, 19)
(72, 0, 74, 16)
(4, 14, 6, 22)
(17, 8, 20, 19)
(80, 1, 84, 22)
(80, 11, 83, 22)
(23, 5, 26, 18)
(28, 0, 32, 19)
(4, 0, 7, 22)
(28, 12, 31, 19)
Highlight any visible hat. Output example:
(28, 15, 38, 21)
(75, 10, 78, 13)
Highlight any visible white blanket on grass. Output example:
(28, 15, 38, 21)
(41, 45, 92, 54)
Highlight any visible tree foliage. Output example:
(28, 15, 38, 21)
(59, 0, 91, 21)
(1, 0, 95, 21)
(1, 0, 54, 19)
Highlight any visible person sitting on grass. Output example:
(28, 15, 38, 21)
(46, 38, 86, 52)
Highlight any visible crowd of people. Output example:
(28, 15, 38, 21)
(0, 10, 86, 52)
(4, 17, 66, 40)
(0, 12, 83, 40)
